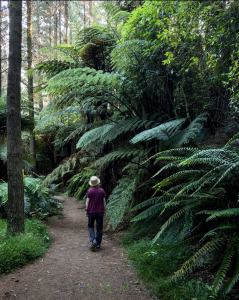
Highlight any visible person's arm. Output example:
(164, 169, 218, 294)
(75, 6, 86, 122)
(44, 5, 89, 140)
(103, 197, 106, 216)
(85, 197, 90, 217)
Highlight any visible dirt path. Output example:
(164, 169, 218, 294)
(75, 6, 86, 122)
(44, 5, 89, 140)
(0, 196, 153, 300)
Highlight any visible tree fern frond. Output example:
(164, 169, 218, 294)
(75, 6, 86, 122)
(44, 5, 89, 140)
(130, 118, 186, 144)
(106, 177, 136, 230)
(148, 147, 198, 163)
(130, 197, 164, 212)
(152, 202, 200, 243)
(223, 132, 239, 149)
(39, 45, 82, 64)
(206, 208, 239, 221)
(131, 202, 167, 222)
(210, 161, 239, 190)
(172, 239, 224, 278)
(153, 169, 204, 190)
(94, 146, 146, 168)
(222, 250, 239, 295)
(163, 113, 208, 148)
(213, 247, 234, 292)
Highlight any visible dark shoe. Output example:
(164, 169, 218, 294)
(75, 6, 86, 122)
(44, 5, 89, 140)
(91, 240, 97, 251)
(96, 245, 101, 251)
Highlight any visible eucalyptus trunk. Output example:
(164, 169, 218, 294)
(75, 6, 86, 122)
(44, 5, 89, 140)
(54, 3, 58, 47)
(89, 1, 93, 26)
(36, 0, 43, 111)
(59, 1, 62, 44)
(27, 0, 36, 167)
(6, 0, 24, 234)
(0, 0, 2, 98)
(64, 1, 68, 43)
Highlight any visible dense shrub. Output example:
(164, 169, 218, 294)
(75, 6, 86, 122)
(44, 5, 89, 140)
(121, 234, 218, 300)
(0, 219, 51, 273)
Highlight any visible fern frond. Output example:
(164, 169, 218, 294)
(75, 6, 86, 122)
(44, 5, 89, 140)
(172, 239, 224, 278)
(130, 196, 171, 212)
(106, 177, 136, 230)
(213, 247, 234, 293)
(222, 250, 239, 295)
(206, 208, 239, 221)
(152, 201, 200, 243)
(130, 118, 186, 144)
(223, 131, 239, 149)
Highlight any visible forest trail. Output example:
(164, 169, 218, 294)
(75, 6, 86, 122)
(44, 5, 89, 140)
(0, 196, 153, 300)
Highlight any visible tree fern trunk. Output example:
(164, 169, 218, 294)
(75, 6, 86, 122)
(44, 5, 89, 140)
(6, 0, 24, 234)
(226, 186, 239, 207)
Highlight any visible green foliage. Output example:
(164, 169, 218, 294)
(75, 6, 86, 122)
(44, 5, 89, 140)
(130, 139, 239, 295)
(106, 177, 136, 230)
(64, 167, 97, 199)
(0, 177, 62, 219)
(121, 236, 217, 300)
(31, 2, 239, 298)
(0, 219, 51, 274)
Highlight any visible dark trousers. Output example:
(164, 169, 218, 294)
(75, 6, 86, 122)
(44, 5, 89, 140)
(88, 212, 104, 246)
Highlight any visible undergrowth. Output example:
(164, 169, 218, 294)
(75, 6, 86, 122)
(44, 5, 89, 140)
(0, 218, 51, 274)
(121, 232, 221, 300)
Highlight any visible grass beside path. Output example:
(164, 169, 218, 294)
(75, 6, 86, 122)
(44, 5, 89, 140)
(121, 233, 219, 300)
(0, 219, 51, 274)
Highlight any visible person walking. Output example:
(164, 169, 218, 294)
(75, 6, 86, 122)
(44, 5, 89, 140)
(85, 176, 106, 251)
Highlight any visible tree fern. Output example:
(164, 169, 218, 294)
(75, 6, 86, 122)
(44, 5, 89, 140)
(222, 250, 239, 295)
(131, 202, 168, 222)
(130, 118, 186, 144)
(205, 208, 239, 221)
(130, 196, 171, 212)
(152, 201, 200, 243)
(213, 247, 235, 293)
(106, 177, 136, 230)
(173, 239, 225, 278)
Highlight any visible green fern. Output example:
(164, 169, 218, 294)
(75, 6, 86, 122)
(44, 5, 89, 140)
(106, 177, 136, 230)
(173, 239, 225, 278)
(213, 247, 235, 293)
(222, 250, 239, 295)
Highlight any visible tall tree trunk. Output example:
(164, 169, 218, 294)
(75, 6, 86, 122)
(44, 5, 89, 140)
(59, 0, 62, 44)
(7, 0, 24, 234)
(69, 27, 72, 44)
(27, 0, 36, 167)
(64, 1, 68, 43)
(89, 1, 93, 26)
(54, 3, 58, 47)
(0, 0, 2, 98)
(48, 3, 52, 46)
(36, 0, 43, 111)
(83, 1, 85, 28)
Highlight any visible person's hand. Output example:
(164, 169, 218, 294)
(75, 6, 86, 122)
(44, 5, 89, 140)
(85, 211, 88, 217)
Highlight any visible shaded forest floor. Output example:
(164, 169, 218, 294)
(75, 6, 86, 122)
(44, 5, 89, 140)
(0, 196, 153, 300)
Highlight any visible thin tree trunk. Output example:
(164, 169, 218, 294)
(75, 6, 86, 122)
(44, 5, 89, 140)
(54, 3, 58, 47)
(27, 0, 36, 167)
(181, 83, 191, 123)
(89, 1, 93, 26)
(0, 0, 2, 98)
(83, 1, 85, 28)
(59, 0, 62, 44)
(7, 0, 24, 234)
(36, 0, 43, 111)
(49, 3, 52, 46)
(70, 27, 72, 44)
(64, 1, 68, 43)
